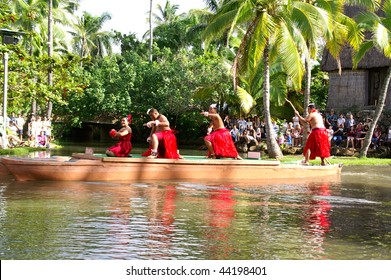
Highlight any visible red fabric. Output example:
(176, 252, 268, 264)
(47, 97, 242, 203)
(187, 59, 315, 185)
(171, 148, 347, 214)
(305, 183, 332, 234)
(209, 188, 235, 229)
(141, 147, 152, 157)
(142, 130, 180, 159)
(109, 129, 116, 137)
(107, 133, 132, 157)
(303, 128, 330, 160)
(205, 128, 239, 158)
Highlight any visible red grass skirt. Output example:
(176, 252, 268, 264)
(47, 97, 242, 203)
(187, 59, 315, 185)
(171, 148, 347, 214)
(107, 134, 132, 157)
(303, 128, 330, 160)
(142, 130, 180, 159)
(205, 128, 239, 158)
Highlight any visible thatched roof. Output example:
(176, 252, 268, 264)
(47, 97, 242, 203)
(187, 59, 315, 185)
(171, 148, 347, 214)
(321, 5, 391, 72)
(321, 45, 391, 71)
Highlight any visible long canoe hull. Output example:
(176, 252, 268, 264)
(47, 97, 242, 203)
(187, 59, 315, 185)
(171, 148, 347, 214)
(1, 153, 342, 184)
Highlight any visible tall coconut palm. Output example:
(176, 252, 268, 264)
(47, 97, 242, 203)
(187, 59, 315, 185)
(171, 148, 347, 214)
(10, 0, 79, 56)
(154, 0, 181, 24)
(10, 0, 79, 117)
(70, 12, 113, 59)
(295, 0, 353, 145)
(47, 0, 79, 118)
(149, 0, 153, 62)
(203, 0, 331, 158)
(352, 0, 391, 157)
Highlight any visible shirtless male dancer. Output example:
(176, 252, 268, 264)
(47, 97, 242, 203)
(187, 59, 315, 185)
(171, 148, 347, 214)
(143, 108, 180, 159)
(201, 104, 242, 160)
(294, 104, 330, 165)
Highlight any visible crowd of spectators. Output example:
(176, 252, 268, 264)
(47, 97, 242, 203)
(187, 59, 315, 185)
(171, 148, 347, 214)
(0, 112, 52, 149)
(223, 109, 391, 150)
(224, 115, 304, 148)
(323, 109, 389, 149)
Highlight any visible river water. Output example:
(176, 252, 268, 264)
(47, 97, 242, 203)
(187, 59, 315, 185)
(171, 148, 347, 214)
(0, 146, 390, 260)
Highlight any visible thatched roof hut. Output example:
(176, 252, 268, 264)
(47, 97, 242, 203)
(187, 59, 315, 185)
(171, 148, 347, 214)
(321, 46, 391, 72)
(320, 5, 391, 112)
(321, 5, 391, 71)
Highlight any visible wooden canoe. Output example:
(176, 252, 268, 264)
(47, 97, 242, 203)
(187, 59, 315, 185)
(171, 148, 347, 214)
(1, 153, 342, 183)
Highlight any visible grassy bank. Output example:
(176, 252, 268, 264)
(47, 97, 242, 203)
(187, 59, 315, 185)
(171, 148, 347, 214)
(0, 142, 62, 156)
(276, 155, 391, 166)
(0, 147, 50, 156)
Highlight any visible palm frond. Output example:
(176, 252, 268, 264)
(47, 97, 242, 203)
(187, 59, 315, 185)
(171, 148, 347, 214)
(202, 9, 238, 47)
(344, 0, 381, 12)
(236, 86, 255, 114)
(275, 22, 304, 90)
(352, 41, 375, 68)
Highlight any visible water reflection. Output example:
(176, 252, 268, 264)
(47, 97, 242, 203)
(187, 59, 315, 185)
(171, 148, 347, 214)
(27, 150, 51, 159)
(205, 185, 236, 259)
(303, 183, 332, 259)
(0, 170, 390, 260)
(144, 185, 177, 259)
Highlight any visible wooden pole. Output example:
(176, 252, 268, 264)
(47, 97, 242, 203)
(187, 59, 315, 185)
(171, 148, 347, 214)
(285, 98, 297, 112)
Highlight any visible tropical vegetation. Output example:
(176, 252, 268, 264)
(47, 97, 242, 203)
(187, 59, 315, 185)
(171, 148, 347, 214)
(0, 0, 389, 158)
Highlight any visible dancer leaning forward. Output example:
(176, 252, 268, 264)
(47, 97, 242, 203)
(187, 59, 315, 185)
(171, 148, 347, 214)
(292, 103, 331, 166)
(201, 104, 242, 160)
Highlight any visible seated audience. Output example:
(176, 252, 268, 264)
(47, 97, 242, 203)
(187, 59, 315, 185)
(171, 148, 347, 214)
(332, 124, 344, 146)
(346, 125, 356, 149)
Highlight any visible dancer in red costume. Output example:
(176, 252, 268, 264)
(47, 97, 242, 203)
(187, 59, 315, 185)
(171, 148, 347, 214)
(142, 108, 181, 159)
(106, 115, 132, 157)
(201, 104, 242, 160)
(294, 104, 330, 165)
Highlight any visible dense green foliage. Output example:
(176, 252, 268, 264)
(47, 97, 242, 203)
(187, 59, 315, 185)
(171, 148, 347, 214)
(1, 0, 333, 145)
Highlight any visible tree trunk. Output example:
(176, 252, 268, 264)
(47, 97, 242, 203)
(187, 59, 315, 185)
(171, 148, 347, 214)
(359, 65, 391, 157)
(32, 99, 36, 116)
(47, 0, 53, 118)
(263, 43, 283, 159)
(302, 58, 311, 146)
(149, 0, 153, 63)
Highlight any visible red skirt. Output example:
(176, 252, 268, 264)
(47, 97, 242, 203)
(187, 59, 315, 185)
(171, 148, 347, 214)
(107, 134, 132, 157)
(303, 128, 330, 160)
(142, 130, 180, 159)
(205, 128, 238, 158)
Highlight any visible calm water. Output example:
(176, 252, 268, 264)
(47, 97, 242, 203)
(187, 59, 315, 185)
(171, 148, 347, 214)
(0, 148, 390, 260)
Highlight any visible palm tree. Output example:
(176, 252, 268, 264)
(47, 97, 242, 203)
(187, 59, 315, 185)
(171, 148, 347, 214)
(10, 0, 79, 56)
(9, 0, 79, 117)
(149, 0, 153, 62)
(47, 0, 79, 118)
(203, 0, 331, 158)
(352, 0, 391, 157)
(70, 12, 113, 59)
(151, 0, 191, 51)
(296, 0, 353, 145)
(154, 0, 181, 24)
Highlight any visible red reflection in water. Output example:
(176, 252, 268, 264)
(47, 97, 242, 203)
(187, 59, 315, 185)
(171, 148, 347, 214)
(209, 186, 236, 229)
(304, 183, 332, 257)
(161, 186, 177, 231)
(205, 185, 237, 259)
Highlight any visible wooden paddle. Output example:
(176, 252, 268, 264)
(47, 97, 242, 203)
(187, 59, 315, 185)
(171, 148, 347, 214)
(285, 98, 298, 114)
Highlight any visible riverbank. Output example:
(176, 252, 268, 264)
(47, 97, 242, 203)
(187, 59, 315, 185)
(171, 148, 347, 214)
(277, 155, 391, 166)
(0, 146, 51, 156)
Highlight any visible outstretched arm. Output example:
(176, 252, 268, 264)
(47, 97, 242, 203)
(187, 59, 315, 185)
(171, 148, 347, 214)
(295, 110, 312, 124)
